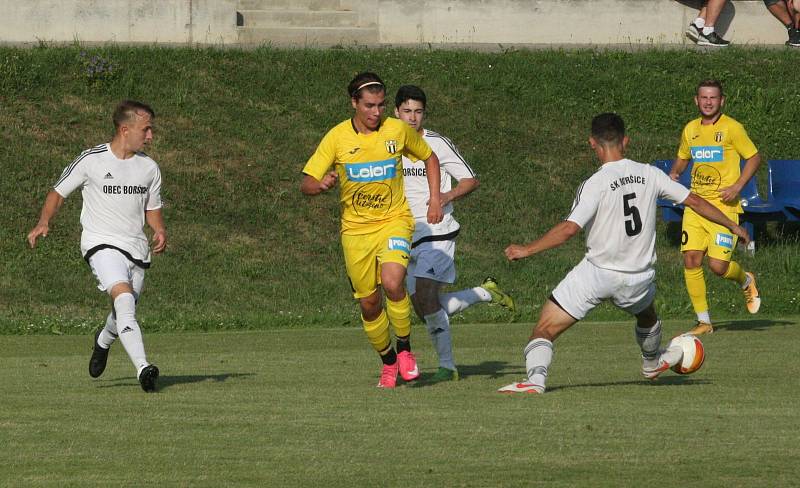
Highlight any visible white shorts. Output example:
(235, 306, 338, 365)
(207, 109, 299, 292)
(551, 257, 655, 321)
(405, 238, 457, 296)
(88, 248, 145, 297)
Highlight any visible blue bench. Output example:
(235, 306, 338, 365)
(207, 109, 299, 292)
(653, 159, 799, 251)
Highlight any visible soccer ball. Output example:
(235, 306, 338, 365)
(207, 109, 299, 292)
(667, 334, 705, 375)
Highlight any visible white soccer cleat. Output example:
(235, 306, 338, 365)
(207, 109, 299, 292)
(498, 380, 544, 394)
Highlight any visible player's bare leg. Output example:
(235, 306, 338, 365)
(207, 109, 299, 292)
(499, 299, 575, 394)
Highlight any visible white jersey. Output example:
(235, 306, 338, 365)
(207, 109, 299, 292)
(53, 143, 163, 266)
(565, 158, 690, 273)
(402, 129, 476, 243)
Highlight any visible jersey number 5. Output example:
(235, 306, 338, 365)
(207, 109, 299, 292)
(623, 193, 642, 236)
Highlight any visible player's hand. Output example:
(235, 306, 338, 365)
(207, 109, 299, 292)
(669, 172, 680, 182)
(732, 225, 750, 248)
(27, 223, 49, 249)
(439, 191, 454, 208)
(427, 196, 443, 224)
(718, 183, 742, 203)
(505, 244, 531, 261)
(319, 171, 338, 191)
(151, 229, 167, 254)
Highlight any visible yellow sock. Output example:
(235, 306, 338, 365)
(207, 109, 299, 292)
(684, 267, 709, 316)
(722, 261, 746, 286)
(386, 294, 412, 338)
(362, 310, 390, 353)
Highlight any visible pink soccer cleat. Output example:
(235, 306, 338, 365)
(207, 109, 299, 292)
(377, 362, 399, 389)
(397, 350, 420, 381)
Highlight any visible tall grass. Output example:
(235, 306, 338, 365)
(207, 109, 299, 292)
(1, 45, 798, 333)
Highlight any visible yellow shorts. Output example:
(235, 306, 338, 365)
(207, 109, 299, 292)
(341, 215, 414, 299)
(680, 207, 739, 261)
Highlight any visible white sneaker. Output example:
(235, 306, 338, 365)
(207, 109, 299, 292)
(498, 380, 544, 394)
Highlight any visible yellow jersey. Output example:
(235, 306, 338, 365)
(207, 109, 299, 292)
(677, 114, 758, 213)
(303, 117, 432, 234)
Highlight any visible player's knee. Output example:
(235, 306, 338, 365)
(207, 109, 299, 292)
(708, 260, 729, 276)
(359, 293, 382, 320)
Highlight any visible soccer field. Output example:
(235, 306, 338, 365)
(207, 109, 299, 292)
(4, 319, 799, 487)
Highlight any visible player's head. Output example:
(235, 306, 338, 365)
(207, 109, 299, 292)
(348, 72, 386, 131)
(394, 85, 427, 132)
(694, 79, 724, 119)
(589, 113, 628, 159)
(112, 100, 155, 151)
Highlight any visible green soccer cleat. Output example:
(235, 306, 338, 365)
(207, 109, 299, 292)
(481, 277, 516, 313)
(431, 367, 459, 382)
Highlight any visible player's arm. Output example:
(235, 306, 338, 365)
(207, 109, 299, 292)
(301, 130, 338, 196)
(442, 177, 479, 207)
(719, 152, 761, 203)
(682, 193, 750, 246)
(27, 190, 64, 248)
(505, 221, 581, 261)
(145, 208, 167, 254)
(671, 126, 692, 181)
(423, 152, 443, 224)
(300, 172, 338, 196)
(669, 157, 691, 182)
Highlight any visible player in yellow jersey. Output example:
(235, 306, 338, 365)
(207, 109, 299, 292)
(301, 72, 444, 388)
(670, 79, 762, 335)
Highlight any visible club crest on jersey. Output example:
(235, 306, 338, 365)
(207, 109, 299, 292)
(345, 159, 396, 182)
(715, 233, 734, 249)
(387, 237, 410, 252)
(690, 146, 723, 163)
(714, 131, 723, 143)
(385, 139, 397, 154)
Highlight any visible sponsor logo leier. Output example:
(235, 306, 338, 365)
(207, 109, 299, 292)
(346, 159, 396, 182)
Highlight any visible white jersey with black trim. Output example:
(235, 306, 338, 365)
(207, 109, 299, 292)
(53, 143, 163, 265)
(565, 158, 690, 273)
(402, 129, 476, 243)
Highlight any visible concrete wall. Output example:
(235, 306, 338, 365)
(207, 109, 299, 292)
(0, 0, 791, 47)
(376, 0, 788, 46)
(0, 0, 238, 45)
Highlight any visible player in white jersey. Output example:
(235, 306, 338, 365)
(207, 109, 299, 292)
(395, 85, 515, 382)
(27, 100, 166, 392)
(498, 113, 749, 394)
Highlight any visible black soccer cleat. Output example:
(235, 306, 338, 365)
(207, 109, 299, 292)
(89, 329, 110, 378)
(138, 364, 159, 392)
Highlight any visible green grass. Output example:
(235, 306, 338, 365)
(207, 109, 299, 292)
(3, 318, 799, 487)
(1, 45, 800, 333)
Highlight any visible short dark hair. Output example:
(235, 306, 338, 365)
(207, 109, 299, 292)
(395, 85, 427, 109)
(591, 113, 625, 145)
(113, 100, 155, 130)
(348, 72, 385, 100)
(697, 79, 723, 96)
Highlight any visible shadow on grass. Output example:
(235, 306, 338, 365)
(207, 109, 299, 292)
(97, 372, 255, 391)
(410, 361, 524, 388)
(547, 376, 712, 392)
(712, 318, 795, 332)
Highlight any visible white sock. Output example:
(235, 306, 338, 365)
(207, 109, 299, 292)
(424, 308, 455, 370)
(439, 287, 491, 315)
(113, 293, 149, 374)
(635, 320, 662, 361)
(697, 311, 711, 324)
(97, 311, 117, 349)
(694, 17, 706, 28)
(702, 26, 715, 35)
(742, 274, 752, 290)
(524, 338, 553, 392)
